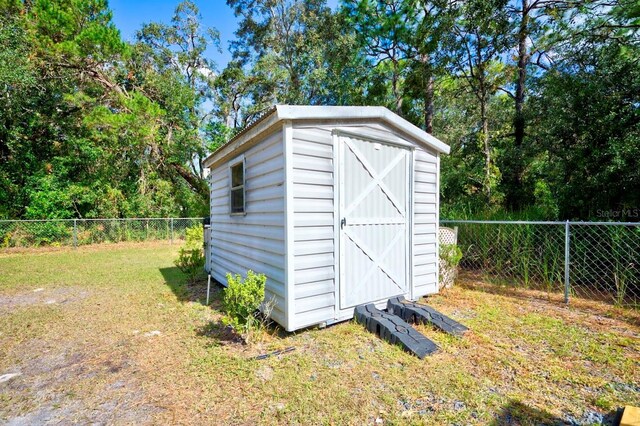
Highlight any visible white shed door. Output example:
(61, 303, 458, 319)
(339, 135, 411, 309)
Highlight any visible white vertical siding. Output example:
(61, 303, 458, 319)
(209, 119, 440, 332)
(209, 129, 287, 325)
(290, 125, 336, 329)
(290, 121, 440, 328)
(413, 148, 439, 297)
(283, 121, 295, 331)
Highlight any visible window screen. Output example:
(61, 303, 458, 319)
(230, 161, 245, 214)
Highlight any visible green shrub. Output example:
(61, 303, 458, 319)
(184, 225, 203, 249)
(175, 247, 205, 281)
(440, 243, 462, 268)
(439, 243, 462, 289)
(222, 270, 270, 341)
(174, 224, 204, 282)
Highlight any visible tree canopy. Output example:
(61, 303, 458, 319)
(0, 0, 638, 220)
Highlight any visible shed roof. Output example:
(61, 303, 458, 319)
(203, 105, 450, 168)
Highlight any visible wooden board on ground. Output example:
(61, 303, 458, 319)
(621, 406, 640, 426)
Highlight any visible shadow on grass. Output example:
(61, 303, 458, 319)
(160, 267, 288, 347)
(491, 400, 563, 425)
(159, 267, 243, 344)
(492, 400, 622, 426)
(159, 266, 222, 307)
(458, 269, 640, 309)
(457, 274, 565, 305)
(195, 320, 246, 345)
(195, 313, 288, 347)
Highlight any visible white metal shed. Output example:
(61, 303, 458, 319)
(203, 105, 450, 332)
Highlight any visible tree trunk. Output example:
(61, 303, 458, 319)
(425, 75, 434, 134)
(423, 54, 434, 134)
(507, 0, 531, 210)
(392, 59, 403, 114)
(475, 51, 492, 202)
(514, 0, 529, 148)
(480, 93, 491, 202)
(171, 162, 208, 200)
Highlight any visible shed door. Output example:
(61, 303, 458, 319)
(339, 135, 411, 309)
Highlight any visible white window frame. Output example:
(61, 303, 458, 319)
(229, 155, 246, 216)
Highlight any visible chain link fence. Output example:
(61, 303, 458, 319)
(3, 217, 638, 307)
(441, 220, 640, 308)
(0, 218, 205, 250)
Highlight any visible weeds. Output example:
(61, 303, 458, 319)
(439, 243, 462, 289)
(451, 221, 640, 306)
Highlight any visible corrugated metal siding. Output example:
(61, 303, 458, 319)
(209, 129, 287, 325)
(413, 148, 439, 297)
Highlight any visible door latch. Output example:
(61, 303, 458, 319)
(341, 218, 346, 229)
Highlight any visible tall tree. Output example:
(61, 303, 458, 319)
(449, 0, 511, 202)
(227, 0, 341, 108)
(136, 0, 220, 180)
(0, 0, 216, 218)
(525, 0, 640, 219)
(341, 0, 455, 132)
(499, 0, 605, 208)
(404, 0, 456, 133)
(0, 1, 39, 217)
(342, 0, 417, 114)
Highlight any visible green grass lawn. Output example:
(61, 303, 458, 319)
(0, 243, 639, 425)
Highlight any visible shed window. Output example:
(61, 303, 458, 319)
(230, 160, 245, 214)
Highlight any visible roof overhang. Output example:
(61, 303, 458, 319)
(203, 105, 451, 169)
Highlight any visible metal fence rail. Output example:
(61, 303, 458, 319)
(0, 218, 205, 249)
(2, 217, 638, 307)
(441, 220, 640, 308)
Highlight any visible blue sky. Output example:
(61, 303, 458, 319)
(110, 0, 339, 69)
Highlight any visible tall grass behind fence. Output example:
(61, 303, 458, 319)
(441, 220, 640, 308)
(0, 218, 205, 249)
(570, 223, 640, 306)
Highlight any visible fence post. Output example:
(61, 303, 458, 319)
(170, 218, 174, 244)
(564, 220, 570, 304)
(73, 219, 78, 249)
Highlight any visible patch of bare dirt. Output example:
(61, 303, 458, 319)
(0, 339, 159, 425)
(0, 287, 90, 314)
